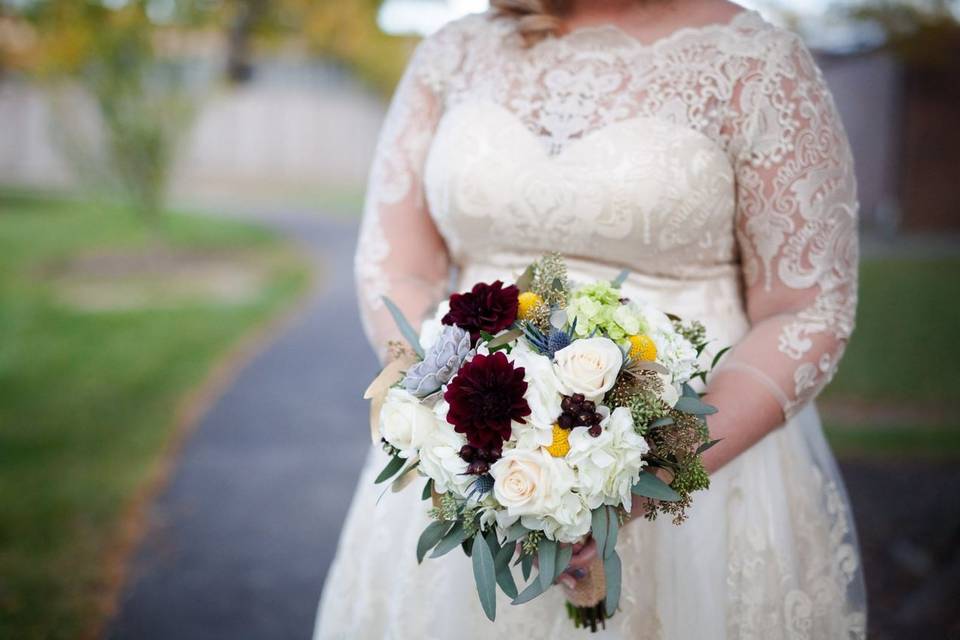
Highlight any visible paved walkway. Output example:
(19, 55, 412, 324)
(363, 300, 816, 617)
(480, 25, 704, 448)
(107, 211, 378, 640)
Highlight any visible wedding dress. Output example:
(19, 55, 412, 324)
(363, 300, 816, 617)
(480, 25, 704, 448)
(315, 8, 866, 639)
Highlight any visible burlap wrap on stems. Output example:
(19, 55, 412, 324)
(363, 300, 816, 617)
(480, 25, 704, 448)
(561, 554, 607, 607)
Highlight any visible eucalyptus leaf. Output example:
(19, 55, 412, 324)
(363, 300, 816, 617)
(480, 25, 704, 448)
(538, 539, 557, 590)
(381, 296, 424, 358)
(512, 572, 549, 605)
(430, 521, 467, 558)
(390, 459, 419, 491)
(472, 531, 497, 621)
(674, 396, 718, 416)
(632, 471, 681, 502)
(421, 478, 433, 501)
(492, 535, 519, 599)
(555, 544, 573, 580)
(487, 328, 523, 349)
(604, 505, 619, 560)
(603, 550, 622, 617)
(591, 506, 609, 560)
(495, 540, 515, 571)
(374, 455, 405, 484)
(416, 521, 451, 564)
(515, 264, 535, 292)
(649, 416, 674, 429)
(462, 536, 474, 557)
(611, 268, 630, 287)
(503, 522, 529, 544)
(521, 553, 533, 581)
(681, 382, 698, 398)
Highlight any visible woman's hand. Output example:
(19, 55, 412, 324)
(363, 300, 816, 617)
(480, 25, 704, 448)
(557, 537, 598, 589)
(524, 537, 599, 589)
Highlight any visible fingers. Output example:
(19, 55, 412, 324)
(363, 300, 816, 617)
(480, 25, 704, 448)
(566, 537, 598, 570)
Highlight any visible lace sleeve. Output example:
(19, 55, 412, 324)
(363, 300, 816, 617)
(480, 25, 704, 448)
(719, 33, 859, 419)
(354, 30, 460, 362)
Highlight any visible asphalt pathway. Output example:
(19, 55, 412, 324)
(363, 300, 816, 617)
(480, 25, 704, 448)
(107, 212, 377, 640)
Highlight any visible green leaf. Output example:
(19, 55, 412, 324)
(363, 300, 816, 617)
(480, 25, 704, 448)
(381, 296, 424, 358)
(491, 535, 519, 599)
(416, 520, 451, 564)
(537, 538, 557, 590)
(603, 550, 622, 617)
(591, 506, 609, 560)
(710, 345, 732, 370)
(515, 263, 535, 292)
(512, 571, 549, 605)
(696, 438, 722, 455)
(555, 544, 573, 579)
(611, 268, 630, 287)
(487, 328, 523, 350)
(503, 522, 529, 544)
(681, 382, 698, 398)
(648, 416, 675, 428)
(374, 455, 405, 484)
(674, 396, 718, 416)
(472, 531, 497, 621)
(430, 521, 467, 558)
(604, 505, 619, 560)
(632, 471, 681, 502)
(461, 536, 474, 557)
(495, 540, 514, 569)
(421, 478, 433, 501)
(390, 459, 419, 491)
(521, 553, 533, 581)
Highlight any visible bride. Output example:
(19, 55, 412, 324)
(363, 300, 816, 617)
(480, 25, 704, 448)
(315, 0, 866, 637)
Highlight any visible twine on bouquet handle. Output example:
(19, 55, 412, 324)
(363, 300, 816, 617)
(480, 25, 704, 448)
(561, 554, 609, 631)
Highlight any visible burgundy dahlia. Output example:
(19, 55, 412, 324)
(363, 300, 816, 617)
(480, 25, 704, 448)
(442, 280, 519, 343)
(444, 351, 530, 463)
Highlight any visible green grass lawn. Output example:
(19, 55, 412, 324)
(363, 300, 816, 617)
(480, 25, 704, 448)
(822, 257, 960, 457)
(0, 189, 310, 640)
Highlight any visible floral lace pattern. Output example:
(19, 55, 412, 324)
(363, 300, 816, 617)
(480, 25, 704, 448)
(339, 9, 865, 639)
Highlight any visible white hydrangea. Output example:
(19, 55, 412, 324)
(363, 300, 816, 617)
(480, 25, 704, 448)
(566, 406, 649, 511)
(508, 340, 561, 450)
(638, 305, 700, 384)
(417, 400, 471, 497)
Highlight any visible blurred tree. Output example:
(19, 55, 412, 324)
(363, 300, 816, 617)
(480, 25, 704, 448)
(843, 0, 960, 67)
(0, 0, 198, 220)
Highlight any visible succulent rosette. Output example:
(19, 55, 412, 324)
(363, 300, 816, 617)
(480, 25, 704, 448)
(367, 254, 722, 631)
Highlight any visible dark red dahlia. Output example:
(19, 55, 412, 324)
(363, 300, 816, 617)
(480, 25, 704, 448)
(444, 351, 530, 463)
(442, 280, 519, 343)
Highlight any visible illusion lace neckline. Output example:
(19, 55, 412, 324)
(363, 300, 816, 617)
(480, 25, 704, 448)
(534, 9, 763, 52)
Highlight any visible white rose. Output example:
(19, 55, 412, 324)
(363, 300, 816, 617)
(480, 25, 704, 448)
(379, 388, 439, 458)
(553, 337, 624, 402)
(509, 341, 562, 449)
(490, 447, 574, 519)
(567, 406, 649, 510)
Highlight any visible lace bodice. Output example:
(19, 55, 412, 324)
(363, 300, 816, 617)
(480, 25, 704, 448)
(354, 8, 859, 419)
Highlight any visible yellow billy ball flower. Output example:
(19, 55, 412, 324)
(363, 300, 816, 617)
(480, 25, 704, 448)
(628, 334, 658, 361)
(517, 291, 543, 320)
(546, 424, 571, 458)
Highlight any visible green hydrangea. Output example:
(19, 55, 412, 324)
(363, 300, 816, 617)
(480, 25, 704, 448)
(567, 282, 647, 340)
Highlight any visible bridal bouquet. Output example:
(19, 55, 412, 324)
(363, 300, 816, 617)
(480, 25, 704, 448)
(365, 254, 723, 631)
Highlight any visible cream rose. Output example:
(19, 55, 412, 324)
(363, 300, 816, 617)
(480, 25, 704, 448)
(553, 337, 624, 402)
(379, 388, 438, 458)
(490, 447, 573, 518)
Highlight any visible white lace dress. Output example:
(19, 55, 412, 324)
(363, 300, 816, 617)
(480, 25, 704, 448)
(315, 9, 866, 639)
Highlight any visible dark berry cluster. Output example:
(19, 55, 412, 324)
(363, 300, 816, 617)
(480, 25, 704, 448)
(459, 444, 502, 475)
(558, 393, 603, 437)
